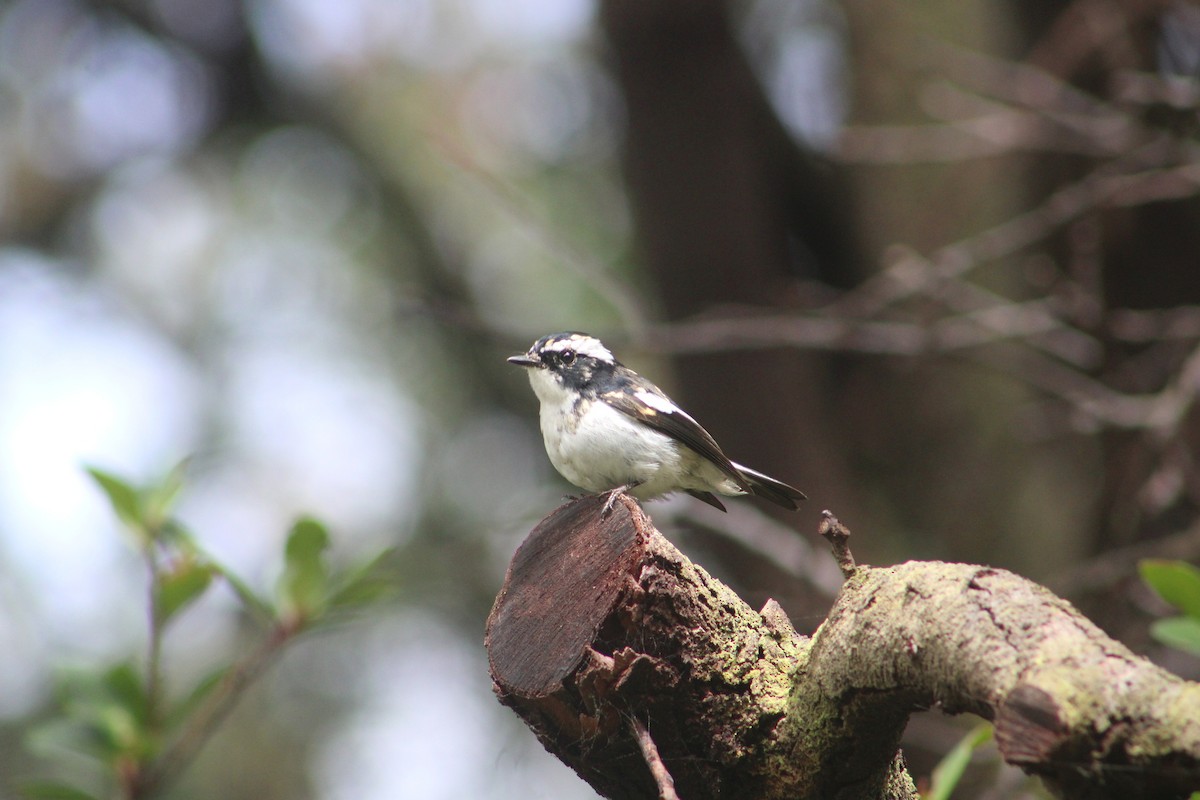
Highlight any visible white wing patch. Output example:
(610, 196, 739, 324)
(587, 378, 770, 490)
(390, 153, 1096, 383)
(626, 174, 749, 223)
(635, 389, 684, 416)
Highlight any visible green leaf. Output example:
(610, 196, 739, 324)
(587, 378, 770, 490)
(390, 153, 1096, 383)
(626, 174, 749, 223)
(924, 723, 993, 800)
(280, 517, 331, 620)
(178, 536, 275, 623)
(156, 554, 213, 623)
(85, 466, 144, 532)
(1140, 560, 1200, 619)
(327, 548, 397, 612)
(93, 704, 145, 759)
(29, 710, 138, 764)
(143, 457, 190, 530)
(210, 560, 275, 623)
(101, 662, 148, 726)
(286, 517, 331, 562)
(25, 718, 112, 762)
(1151, 617, 1200, 656)
(18, 781, 102, 800)
(156, 555, 215, 626)
(46, 663, 150, 761)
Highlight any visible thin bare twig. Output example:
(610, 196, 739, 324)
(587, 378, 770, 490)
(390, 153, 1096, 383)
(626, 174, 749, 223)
(829, 132, 1183, 325)
(818, 511, 856, 579)
(629, 716, 680, 800)
(1107, 306, 1200, 343)
(1025, 0, 1172, 79)
(839, 38, 1165, 163)
(839, 86, 1135, 163)
(640, 296, 1094, 363)
(1113, 70, 1200, 110)
(939, 38, 1126, 119)
(1050, 518, 1200, 597)
(640, 306, 1200, 436)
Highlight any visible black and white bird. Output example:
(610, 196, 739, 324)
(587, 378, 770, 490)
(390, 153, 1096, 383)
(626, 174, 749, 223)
(508, 332, 806, 512)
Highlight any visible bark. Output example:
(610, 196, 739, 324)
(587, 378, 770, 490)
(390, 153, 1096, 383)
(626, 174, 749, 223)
(487, 494, 1200, 799)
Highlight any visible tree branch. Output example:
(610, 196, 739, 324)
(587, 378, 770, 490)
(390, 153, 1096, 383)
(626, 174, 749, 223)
(487, 496, 1200, 799)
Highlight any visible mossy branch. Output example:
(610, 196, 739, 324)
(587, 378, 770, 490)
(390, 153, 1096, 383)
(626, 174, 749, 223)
(487, 495, 1200, 800)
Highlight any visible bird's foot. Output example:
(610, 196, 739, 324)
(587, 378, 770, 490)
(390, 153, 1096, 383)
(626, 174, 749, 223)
(599, 482, 641, 518)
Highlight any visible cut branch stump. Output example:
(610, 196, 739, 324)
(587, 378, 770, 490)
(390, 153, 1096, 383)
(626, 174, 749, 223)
(487, 495, 1200, 800)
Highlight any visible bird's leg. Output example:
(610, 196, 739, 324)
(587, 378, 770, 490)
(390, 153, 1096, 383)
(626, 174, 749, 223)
(600, 481, 641, 517)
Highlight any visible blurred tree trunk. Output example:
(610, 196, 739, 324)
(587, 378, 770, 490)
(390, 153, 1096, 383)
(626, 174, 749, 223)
(599, 0, 1058, 582)
(601, 0, 1200, 583)
(598, 0, 861, 592)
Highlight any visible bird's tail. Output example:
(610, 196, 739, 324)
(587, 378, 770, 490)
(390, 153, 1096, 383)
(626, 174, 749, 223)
(732, 462, 807, 511)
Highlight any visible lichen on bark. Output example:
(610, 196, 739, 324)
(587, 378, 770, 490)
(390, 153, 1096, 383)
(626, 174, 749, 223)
(487, 495, 1200, 799)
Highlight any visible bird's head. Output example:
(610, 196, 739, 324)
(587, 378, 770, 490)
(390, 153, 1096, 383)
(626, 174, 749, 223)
(508, 332, 619, 399)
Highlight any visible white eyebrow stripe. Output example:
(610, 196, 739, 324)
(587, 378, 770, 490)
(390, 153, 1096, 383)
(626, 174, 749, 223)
(635, 389, 682, 415)
(546, 335, 614, 362)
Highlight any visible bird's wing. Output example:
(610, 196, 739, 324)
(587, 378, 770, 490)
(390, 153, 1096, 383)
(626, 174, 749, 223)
(600, 379, 750, 492)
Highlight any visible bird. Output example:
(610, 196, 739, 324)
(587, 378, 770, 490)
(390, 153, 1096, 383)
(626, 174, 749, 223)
(507, 331, 806, 512)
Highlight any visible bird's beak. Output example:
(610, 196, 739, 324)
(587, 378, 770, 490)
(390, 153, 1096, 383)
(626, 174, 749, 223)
(507, 352, 541, 368)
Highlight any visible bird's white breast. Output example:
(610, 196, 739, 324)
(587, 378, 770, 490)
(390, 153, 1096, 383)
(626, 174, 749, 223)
(524, 368, 737, 498)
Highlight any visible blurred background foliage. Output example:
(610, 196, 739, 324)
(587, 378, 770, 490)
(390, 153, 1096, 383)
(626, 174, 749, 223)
(0, 0, 1198, 797)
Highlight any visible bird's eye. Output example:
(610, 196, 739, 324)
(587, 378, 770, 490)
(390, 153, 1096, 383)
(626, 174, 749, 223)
(560, 349, 576, 365)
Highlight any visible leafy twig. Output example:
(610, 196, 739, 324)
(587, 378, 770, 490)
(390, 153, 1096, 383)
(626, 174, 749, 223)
(132, 621, 300, 798)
